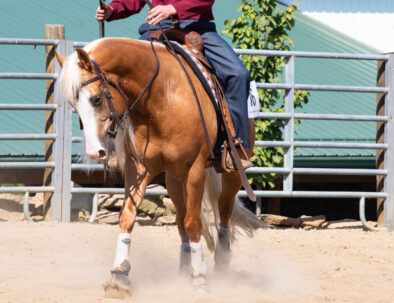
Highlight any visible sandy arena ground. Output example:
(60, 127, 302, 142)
(0, 221, 393, 303)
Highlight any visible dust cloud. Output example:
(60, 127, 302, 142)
(128, 238, 310, 303)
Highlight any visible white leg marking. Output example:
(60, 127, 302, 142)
(113, 233, 131, 268)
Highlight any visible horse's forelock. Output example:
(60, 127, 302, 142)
(59, 52, 81, 106)
(59, 39, 104, 105)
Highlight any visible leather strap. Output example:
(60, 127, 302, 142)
(213, 76, 256, 202)
(156, 32, 216, 161)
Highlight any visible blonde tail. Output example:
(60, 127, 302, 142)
(200, 167, 266, 252)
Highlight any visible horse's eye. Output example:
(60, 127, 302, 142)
(90, 95, 103, 107)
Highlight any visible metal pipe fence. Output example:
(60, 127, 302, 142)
(0, 38, 69, 222)
(0, 73, 57, 80)
(1, 38, 393, 231)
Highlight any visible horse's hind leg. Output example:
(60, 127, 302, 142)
(165, 173, 191, 275)
(104, 159, 151, 296)
(183, 160, 208, 287)
(215, 119, 256, 271)
(214, 172, 241, 272)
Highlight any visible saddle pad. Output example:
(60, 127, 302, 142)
(167, 41, 219, 110)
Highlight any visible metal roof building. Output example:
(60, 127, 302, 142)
(281, 0, 394, 53)
(0, 1, 380, 168)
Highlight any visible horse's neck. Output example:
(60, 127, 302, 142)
(98, 39, 171, 123)
(94, 39, 165, 110)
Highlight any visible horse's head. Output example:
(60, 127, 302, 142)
(56, 48, 127, 162)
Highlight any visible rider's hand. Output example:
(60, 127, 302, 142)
(96, 2, 113, 21)
(146, 4, 177, 25)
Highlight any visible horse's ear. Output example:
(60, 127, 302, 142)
(55, 51, 65, 68)
(76, 48, 93, 72)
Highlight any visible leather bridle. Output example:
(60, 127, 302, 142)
(79, 38, 161, 138)
(80, 59, 129, 138)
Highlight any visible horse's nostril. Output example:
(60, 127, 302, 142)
(98, 149, 107, 159)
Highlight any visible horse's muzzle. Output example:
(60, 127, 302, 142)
(86, 148, 109, 162)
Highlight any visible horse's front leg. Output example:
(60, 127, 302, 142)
(104, 159, 151, 296)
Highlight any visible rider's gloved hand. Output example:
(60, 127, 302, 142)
(146, 4, 177, 25)
(96, 2, 113, 21)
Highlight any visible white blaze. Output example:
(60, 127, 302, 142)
(76, 89, 105, 159)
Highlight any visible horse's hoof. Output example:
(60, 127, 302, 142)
(178, 265, 192, 277)
(103, 269, 131, 299)
(192, 274, 210, 296)
(214, 262, 231, 274)
(194, 284, 210, 299)
(103, 280, 131, 299)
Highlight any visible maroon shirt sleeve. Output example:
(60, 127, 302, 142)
(107, 0, 215, 22)
(171, 0, 214, 20)
(108, 0, 146, 21)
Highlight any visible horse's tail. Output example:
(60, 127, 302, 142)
(200, 167, 266, 252)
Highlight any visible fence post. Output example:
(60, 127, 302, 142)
(60, 41, 74, 222)
(376, 58, 386, 226)
(44, 24, 64, 220)
(283, 55, 295, 192)
(52, 39, 74, 222)
(383, 54, 394, 231)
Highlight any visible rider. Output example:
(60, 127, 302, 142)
(96, 0, 252, 169)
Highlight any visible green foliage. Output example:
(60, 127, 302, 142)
(223, 0, 309, 189)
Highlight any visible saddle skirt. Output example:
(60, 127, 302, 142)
(170, 41, 219, 106)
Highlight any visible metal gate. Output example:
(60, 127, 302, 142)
(1, 38, 393, 231)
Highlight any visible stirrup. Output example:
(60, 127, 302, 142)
(213, 139, 253, 173)
(224, 140, 253, 172)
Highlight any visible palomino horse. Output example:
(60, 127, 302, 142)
(56, 38, 263, 294)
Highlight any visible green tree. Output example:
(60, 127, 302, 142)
(223, 0, 309, 189)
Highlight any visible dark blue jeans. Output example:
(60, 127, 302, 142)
(139, 20, 251, 149)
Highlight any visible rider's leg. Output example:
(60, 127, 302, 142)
(198, 31, 251, 150)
